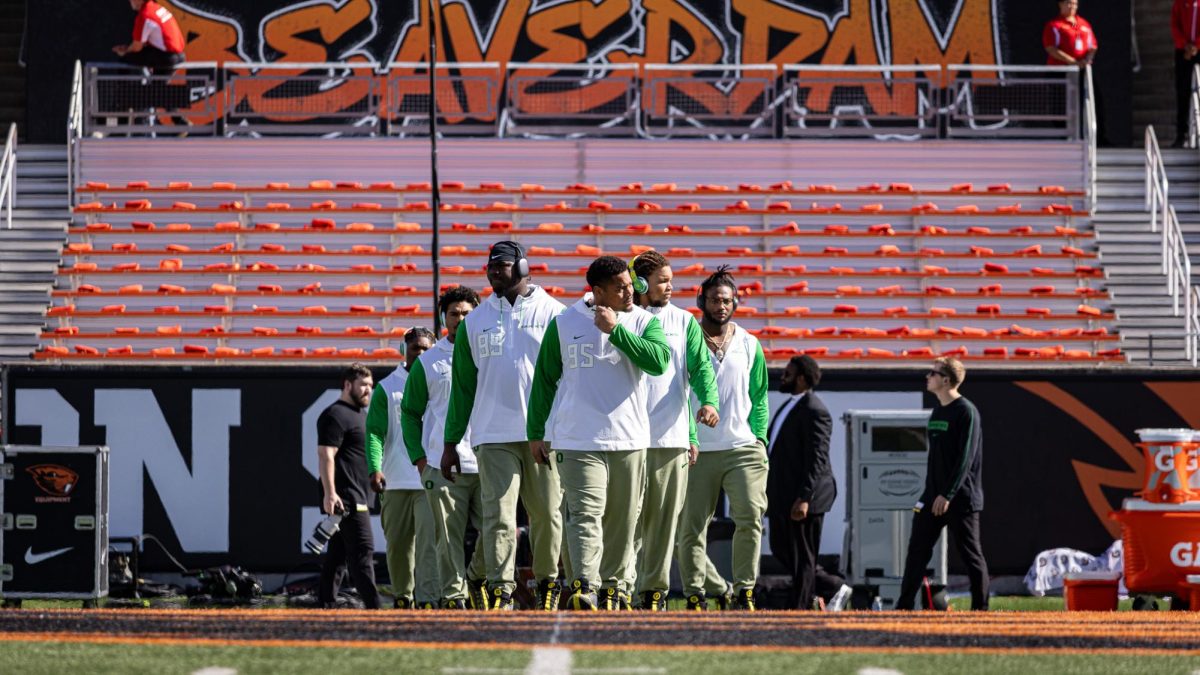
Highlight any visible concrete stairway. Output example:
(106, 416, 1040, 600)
(0, 144, 67, 360)
(1093, 146, 1199, 364)
(1133, 0, 1181, 146)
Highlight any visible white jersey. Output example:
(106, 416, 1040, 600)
(448, 285, 565, 446)
(374, 367, 422, 490)
(412, 337, 478, 473)
(692, 325, 763, 452)
(645, 303, 697, 449)
(544, 296, 660, 451)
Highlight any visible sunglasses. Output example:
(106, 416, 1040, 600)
(926, 370, 949, 378)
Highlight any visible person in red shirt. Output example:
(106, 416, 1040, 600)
(1173, 0, 1200, 146)
(1043, 0, 1097, 67)
(112, 0, 186, 73)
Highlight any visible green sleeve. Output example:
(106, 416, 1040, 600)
(365, 382, 389, 474)
(748, 340, 770, 446)
(400, 358, 430, 464)
(609, 316, 670, 376)
(688, 397, 698, 448)
(684, 316, 719, 409)
(444, 320, 477, 444)
(526, 318, 563, 441)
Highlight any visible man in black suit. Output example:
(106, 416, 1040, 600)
(766, 355, 836, 610)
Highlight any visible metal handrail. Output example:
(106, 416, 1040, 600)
(67, 59, 83, 209)
(1146, 126, 1169, 235)
(1084, 66, 1097, 213)
(1189, 286, 1200, 365)
(1190, 64, 1199, 151)
(0, 122, 15, 229)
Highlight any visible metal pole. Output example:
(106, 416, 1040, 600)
(428, 0, 443, 336)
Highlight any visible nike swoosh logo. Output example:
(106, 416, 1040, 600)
(25, 546, 73, 565)
(482, 328, 495, 333)
(573, 335, 585, 340)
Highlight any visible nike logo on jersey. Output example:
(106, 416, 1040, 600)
(573, 334, 586, 340)
(482, 327, 496, 333)
(24, 546, 73, 565)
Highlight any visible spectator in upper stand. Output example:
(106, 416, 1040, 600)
(1043, 0, 1097, 67)
(1173, 0, 1200, 146)
(112, 0, 186, 73)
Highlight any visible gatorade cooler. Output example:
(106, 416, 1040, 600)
(1135, 429, 1197, 503)
(1109, 499, 1200, 597)
(1063, 571, 1121, 611)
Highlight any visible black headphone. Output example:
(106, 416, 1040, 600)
(515, 255, 530, 278)
(696, 278, 739, 311)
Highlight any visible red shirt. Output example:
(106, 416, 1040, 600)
(132, 1, 185, 54)
(1173, 0, 1200, 49)
(1042, 15, 1098, 65)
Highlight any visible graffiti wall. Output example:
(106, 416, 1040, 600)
(25, 0, 1131, 143)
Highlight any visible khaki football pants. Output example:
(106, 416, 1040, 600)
(379, 488, 439, 604)
(421, 465, 486, 602)
(558, 449, 646, 590)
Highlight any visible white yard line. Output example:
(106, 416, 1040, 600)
(524, 647, 573, 675)
(192, 668, 238, 675)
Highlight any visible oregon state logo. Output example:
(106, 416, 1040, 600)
(27, 464, 78, 503)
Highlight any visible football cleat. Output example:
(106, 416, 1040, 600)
(714, 584, 733, 611)
(536, 578, 563, 611)
(599, 586, 620, 611)
(568, 579, 598, 611)
(441, 598, 467, 610)
(642, 590, 668, 611)
(393, 596, 414, 609)
(685, 592, 707, 611)
(731, 588, 756, 611)
(617, 590, 632, 610)
(490, 586, 514, 611)
(467, 578, 489, 611)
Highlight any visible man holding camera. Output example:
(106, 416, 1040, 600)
(316, 363, 382, 609)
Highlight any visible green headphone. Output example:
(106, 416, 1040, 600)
(628, 256, 648, 295)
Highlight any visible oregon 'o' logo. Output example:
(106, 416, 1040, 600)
(424, 480, 434, 490)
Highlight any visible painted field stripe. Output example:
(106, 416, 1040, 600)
(2, 632, 1199, 658)
(525, 647, 571, 675)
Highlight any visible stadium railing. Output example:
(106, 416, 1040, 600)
(782, 65, 940, 140)
(73, 61, 1087, 142)
(1144, 125, 1199, 365)
(0, 122, 15, 229)
(1190, 64, 1200, 154)
(1084, 65, 1097, 214)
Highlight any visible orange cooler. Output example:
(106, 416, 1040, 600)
(1135, 429, 1198, 503)
(1110, 500, 1200, 597)
(1064, 572, 1121, 611)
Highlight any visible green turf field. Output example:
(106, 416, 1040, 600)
(0, 641, 1196, 675)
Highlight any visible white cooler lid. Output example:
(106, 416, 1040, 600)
(1064, 571, 1121, 581)
(1135, 428, 1198, 442)
(1122, 498, 1200, 511)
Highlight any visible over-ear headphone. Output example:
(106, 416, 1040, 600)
(696, 281, 739, 311)
(628, 255, 648, 295)
(515, 255, 530, 279)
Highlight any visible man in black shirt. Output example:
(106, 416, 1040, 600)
(896, 357, 989, 611)
(316, 363, 381, 609)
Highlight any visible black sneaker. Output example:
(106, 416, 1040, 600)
(467, 578, 488, 611)
(490, 586, 514, 611)
(393, 596, 414, 609)
(600, 586, 620, 610)
(731, 588, 756, 611)
(568, 579, 598, 611)
(417, 600, 437, 610)
(642, 590, 668, 611)
(714, 584, 733, 611)
(685, 592, 707, 611)
(536, 578, 563, 611)
(617, 590, 632, 610)
(440, 598, 467, 610)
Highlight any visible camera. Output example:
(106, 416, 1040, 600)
(304, 511, 344, 554)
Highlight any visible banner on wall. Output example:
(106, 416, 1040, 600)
(3, 366, 1187, 574)
(25, 0, 1131, 143)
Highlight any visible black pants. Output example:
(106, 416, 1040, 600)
(319, 510, 381, 609)
(1177, 50, 1200, 144)
(897, 508, 988, 611)
(121, 46, 184, 74)
(788, 514, 824, 610)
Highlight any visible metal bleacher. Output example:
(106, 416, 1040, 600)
(6, 60, 1166, 366)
